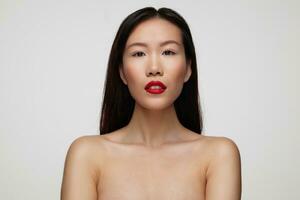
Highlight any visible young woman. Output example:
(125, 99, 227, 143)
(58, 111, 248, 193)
(61, 7, 242, 200)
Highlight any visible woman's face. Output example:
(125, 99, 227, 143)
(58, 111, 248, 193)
(120, 17, 191, 110)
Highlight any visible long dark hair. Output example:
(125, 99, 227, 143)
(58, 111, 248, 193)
(99, 7, 203, 135)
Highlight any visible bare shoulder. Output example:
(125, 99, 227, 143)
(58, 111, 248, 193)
(201, 135, 241, 168)
(61, 135, 106, 199)
(67, 135, 106, 155)
(189, 134, 240, 161)
(202, 135, 242, 199)
(204, 136, 241, 157)
(63, 135, 108, 178)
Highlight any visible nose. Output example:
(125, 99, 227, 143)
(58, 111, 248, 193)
(146, 53, 163, 77)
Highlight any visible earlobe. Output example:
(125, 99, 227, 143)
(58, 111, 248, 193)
(184, 60, 192, 83)
(119, 66, 128, 85)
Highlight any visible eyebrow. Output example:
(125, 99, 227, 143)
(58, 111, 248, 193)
(126, 40, 181, 49)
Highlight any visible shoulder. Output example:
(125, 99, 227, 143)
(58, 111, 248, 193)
(194, 134, 240, 153)
(64, 135, 107, 173)
(196, 135, 241, 174)
(61, 135, 105, 199)
(203, 136, 242, 199)
(206, 136, 240, 157)
(203, 136, 241, 169)
(204, 136, 241, 182)
(67, 135, 105, 155)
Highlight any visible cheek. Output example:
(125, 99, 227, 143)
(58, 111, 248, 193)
(122, 61, 145, 96)
(163, 58, 188, 99)
(123, 61, 144, 84)
(164, 58, 187, 84)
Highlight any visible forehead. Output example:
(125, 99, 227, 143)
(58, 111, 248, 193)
(126, 18, 182, 46)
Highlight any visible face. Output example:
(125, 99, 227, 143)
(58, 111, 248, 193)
(119, 17, 192, 110)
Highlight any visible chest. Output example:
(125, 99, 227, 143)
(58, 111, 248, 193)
(97, 146, 207, 200)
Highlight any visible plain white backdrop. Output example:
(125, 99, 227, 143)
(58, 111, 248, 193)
(0, 0, 299, 199)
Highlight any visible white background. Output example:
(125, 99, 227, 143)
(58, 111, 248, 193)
(0, 0, 299, 199)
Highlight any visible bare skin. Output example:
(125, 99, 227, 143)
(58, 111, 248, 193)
(61, 128, 241, 200)
(98, 127, 208, 200)
(61, 17, 242, 200)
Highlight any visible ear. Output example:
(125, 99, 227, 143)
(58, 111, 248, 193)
(119, 65, 128, 85)
(184, 60, 192, 83)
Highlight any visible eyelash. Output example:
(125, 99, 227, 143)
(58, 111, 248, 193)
(131, 50, 176, 57)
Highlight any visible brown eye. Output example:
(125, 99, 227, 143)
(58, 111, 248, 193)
(132, 51, 145, 57)
(162, 50, 176, 56)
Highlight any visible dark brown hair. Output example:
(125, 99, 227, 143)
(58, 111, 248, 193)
(99, 7, 203, 135)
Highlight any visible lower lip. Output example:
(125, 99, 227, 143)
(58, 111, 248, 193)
(145, 87, 166, 94)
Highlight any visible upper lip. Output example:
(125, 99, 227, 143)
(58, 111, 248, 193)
(145, 80, 167, 89)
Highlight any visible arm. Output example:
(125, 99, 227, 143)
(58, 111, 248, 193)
(60, 136, 99, 200)
(205, 137, 242, 200)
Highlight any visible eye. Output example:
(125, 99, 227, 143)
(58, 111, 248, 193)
(132, 51, 145, 57)
(162, 50, 176, 56)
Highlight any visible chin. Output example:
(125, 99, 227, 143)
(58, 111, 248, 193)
(136, 98, 175, 111)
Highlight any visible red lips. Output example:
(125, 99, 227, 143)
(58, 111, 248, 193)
(145, 81, 167, 94)
(145, 81, 167, 89)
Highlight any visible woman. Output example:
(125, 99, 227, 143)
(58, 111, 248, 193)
(61, 7, 242, 200)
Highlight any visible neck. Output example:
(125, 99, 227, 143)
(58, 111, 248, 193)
(122, 103, 186, 148)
